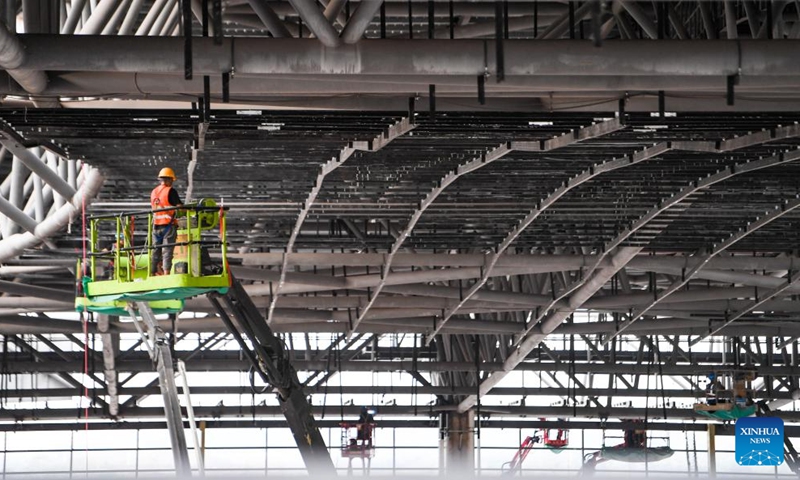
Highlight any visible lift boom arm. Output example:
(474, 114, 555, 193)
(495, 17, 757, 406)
(207, 275, 335, 475)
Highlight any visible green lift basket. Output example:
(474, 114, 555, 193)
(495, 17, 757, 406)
(75, 198, 230, 315)
(693, 403, 757, 421)
(598, 446, 675, 463)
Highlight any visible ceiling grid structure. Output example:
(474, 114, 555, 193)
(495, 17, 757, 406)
(2, 3, 800, 468)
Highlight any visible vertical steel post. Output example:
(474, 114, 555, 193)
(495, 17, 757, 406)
(495, 0, 504, 82)
(708, 423, 716, 478)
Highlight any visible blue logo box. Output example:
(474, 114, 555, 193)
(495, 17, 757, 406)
(735, 416, 784, 466)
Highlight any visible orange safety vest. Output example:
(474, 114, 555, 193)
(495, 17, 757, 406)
(150, 184, 177, 225)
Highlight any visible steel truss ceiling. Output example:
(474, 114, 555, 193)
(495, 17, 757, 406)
(1, 0, 800, 433)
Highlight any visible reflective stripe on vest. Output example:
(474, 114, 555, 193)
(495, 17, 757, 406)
(150, 184, 176, 225)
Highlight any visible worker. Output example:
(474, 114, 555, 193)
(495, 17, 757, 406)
(623, 421, 646, 448)
(356, 406, 374, 447)
(705, 373, 724, 405)
(624, 427, 635, 447)
(150, 167, 182, 276)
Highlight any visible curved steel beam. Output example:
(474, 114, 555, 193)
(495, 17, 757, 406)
(610, 194, 800, 341)
(457, 144, 800, 413)
(514, 123, 800, 349)
(426, 117, 627, 342)
(266, 117, 414, 324)
(347, 143, 513, 336)
(352, 117, 624, 338)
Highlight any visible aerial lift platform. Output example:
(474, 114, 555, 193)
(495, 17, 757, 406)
(75, 200, 335, 475)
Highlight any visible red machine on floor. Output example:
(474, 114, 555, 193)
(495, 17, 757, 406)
(502, 420, 569, 475)
(543, 425, 569, 449)
(340, 421, 376, 458)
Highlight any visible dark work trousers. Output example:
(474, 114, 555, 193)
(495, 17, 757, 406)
(151, 224, 177, 275)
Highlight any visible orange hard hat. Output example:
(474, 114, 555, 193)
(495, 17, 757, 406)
(157, 167, 177, 180)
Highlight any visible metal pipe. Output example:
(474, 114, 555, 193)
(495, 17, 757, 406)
(1, 309, 800, 338)
(757, 1, 789, 39)
(28, 71, 800, 98)
(541, 1, 592, 39)
(101, 0, 132, 34)
(0, 195, 39, 237)
(0, 167, 104, 263)
(340, 0, 384, 44)
(62, 0, 88, 33)
(81, 0, 90, 26)
(67, 158, 77, 190)
(0, 279, 75, 303)
(25, 176, 53, 221)
(7, 357, 800, 378)
(698, 1, 718, 39)
(585, 287, 780, 309)
(0, 138, 76, 201)
(231, 252, 800, 271)
(31, 171, 44, 222)
(49, 152, 65, 209)
(267, 2, 566, 19)
(158, 1, 181, 36)
(7, 156, 26, 236)
(119, 0, 146, 34)
(322, 0, 347, 23)
(647, 265, 800, 294)
(0, 266, 64, 275)
(135, 0, 168, 35)
(4, 384, 786, 401)
(18, 37, 800, 77)
(431, 16, 553, 39)
(0, 24, 48, 94)
(149, 0, 177, 35)
(666, 3, 688, 39)
(0, 402, 789, 422)
(724, 1, 738, 39)
(619, 0, 658, 39)
(247, 0, 291, 37)
(79, 0, 121, 34)
(287, 0, 341, 47)
(742, 1, 760, 38)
